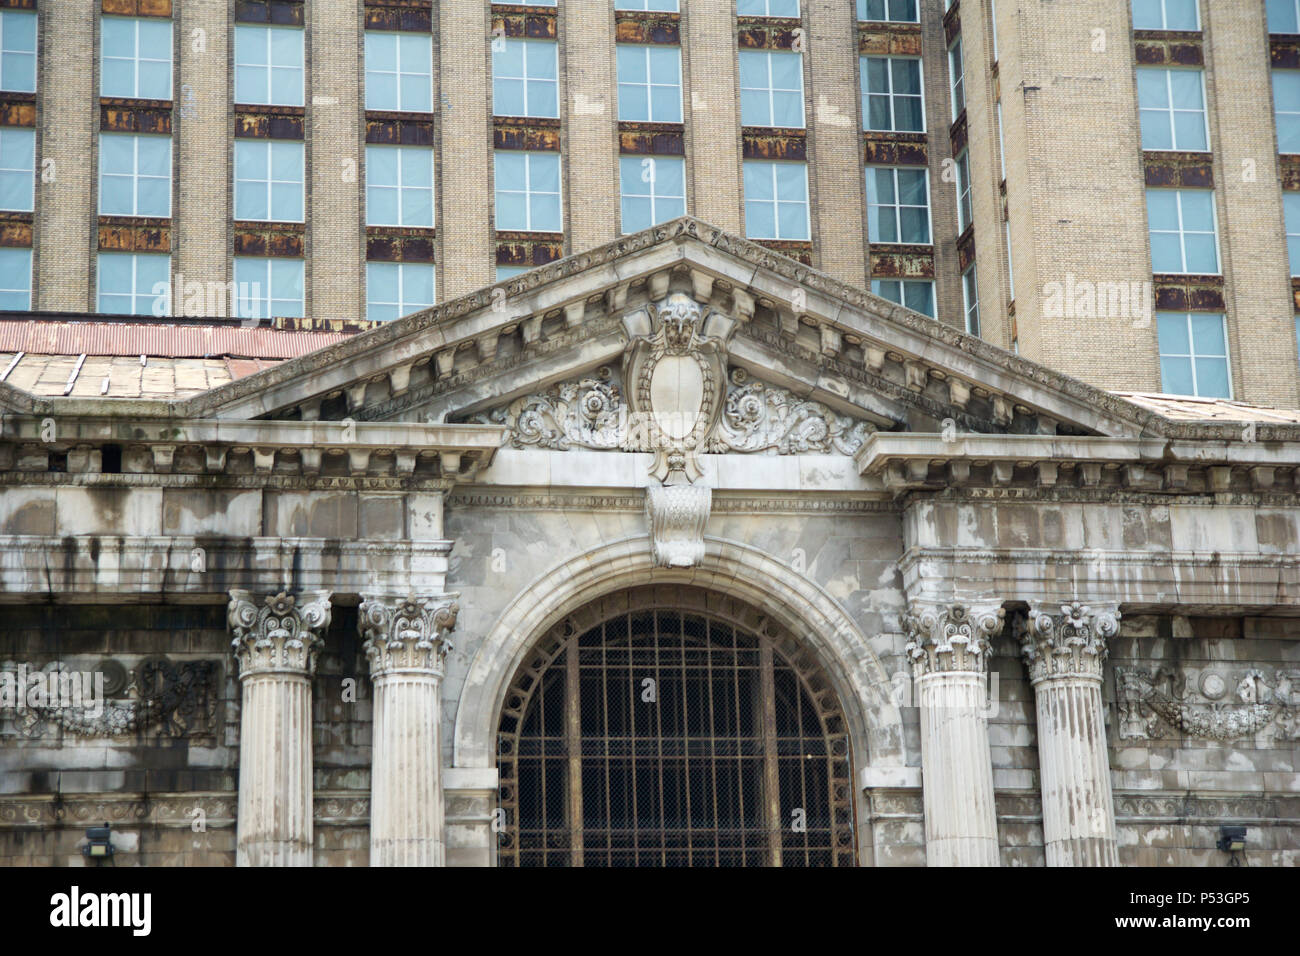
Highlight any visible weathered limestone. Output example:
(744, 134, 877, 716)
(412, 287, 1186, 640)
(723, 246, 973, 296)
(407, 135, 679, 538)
(1022, 601, 1120, 867)
(228, 590, 332, 867)
(905, 602, 1004, 866)
(360, 594, 459, 866)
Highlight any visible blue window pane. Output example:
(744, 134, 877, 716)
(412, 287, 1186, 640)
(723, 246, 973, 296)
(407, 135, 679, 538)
(1190, 312, 1226, 354)
(1145, 190, 1180, 230)
(1131, 0, 1163, 30)
(904, 281, 934, 316)
(1136, 69, 1169, 109)
(1169, 70, 1203, 109)
(1172, 110, 1207, 150)
(1166, 0, 1199, 29)
(531, 154, 560, 193)
(1160, 356, 1195, 395)
(1149, 234, 1183, 272)
(1268, 0, 1299, 34)
(1194, 358, 1230, 398)
(1157, 312, 1191, 353)
(1182, 234, 1217, 273)
(0, 246, 29, 309)
(744, 161, 774, 200)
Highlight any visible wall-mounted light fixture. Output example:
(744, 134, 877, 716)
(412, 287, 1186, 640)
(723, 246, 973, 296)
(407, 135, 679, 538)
(82, 823, 114, 864)
(1217, 825, 1246, 866)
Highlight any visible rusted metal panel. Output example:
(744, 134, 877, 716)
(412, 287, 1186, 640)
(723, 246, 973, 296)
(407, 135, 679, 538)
(0, 99, 35, 127)
(870, 246, 935, 278)
(235, 0, 304, 26)
(943, 3, 961, 46)
(618, 124, 685, 156)
(614, 13, 680, 45)
(495, 235, 563, 268)
(0, 319, 357, 359)
(1143, 150, 1213, 188)
(492, 10, 558, 40)
(0, 220, 31, 248)
(365, 116, 435, 146)
(364, 3, 433, 32)
(234, 108, 305, 140)
(1134, 32, 1205, 66)
(102, 0, 172, 16)
(0, 0, 36, 9)
(858, 26, 922, 57)
(1272, 38, 1300, 69)
(101, 102, 173, 135)
(957, 230, 976, 273)
(1282, 157, 1300, 191)
(366, 229, 436, 262)
(493, 118, 562, 151)
(1292, 277, 1300, 313)
(233, 225, 305, 258)
(1153, 274, 1226, 312)
(753, 238, 812, 266)
(862, 133, 928, 166)
(949, 112, 967, 153)
(98, 219, 171, 253)
(742, 130, 806, 161)
(737, 20, 800, 51)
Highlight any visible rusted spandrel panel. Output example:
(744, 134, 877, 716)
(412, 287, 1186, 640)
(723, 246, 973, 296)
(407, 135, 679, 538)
(363, 4, 433, 32)
(0, 220, 32, 247)
(97, 220, 171, 253)
(942, 5, 960, 46)
(1153, 274, 1226, 312)
(618, 125, 685, 156)
(365, 117, 435, 146)
(957, 231, 976, 273)
(1134, 32, 1205, 66)
(858, 27, 922, 57)
(235, 0, 304, 26)
(1282, 157, 1300, 191)
(0, 0, 37, 9)
(102, 0, 171, 15)
(495, 235, 563, 268)
(233, 226, 304, 258)
(1292, 278, 1300, 313)
(949, 111, 968, 154)
(101, 103, 173, 135)
(742, 131, 806, 161)
(366, 231, 436, 262)
(0, 100, 35, 126)
(493, 120, 562, 152)
(492, 10, 558, 40)
(1143, 151, 1214, 189)
(737, 20, 800, 51)
(1273, 38, 1300, 69)
(752, 239, 813, 266)
(862, 135, 928, 166)
(235, 109, 305, 140)
(870, 247, 935, 278)
(615, 14, 680, 45)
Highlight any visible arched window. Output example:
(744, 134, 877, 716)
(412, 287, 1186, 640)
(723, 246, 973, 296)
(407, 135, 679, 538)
(496, 597, 856, 866)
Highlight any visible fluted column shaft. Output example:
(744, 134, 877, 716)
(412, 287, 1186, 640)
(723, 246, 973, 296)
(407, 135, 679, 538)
(906, 602, 1005, 867)
(229, 590, 332, 867)
(361, 595, 459, 867)
(1023, 602, 1120, 867)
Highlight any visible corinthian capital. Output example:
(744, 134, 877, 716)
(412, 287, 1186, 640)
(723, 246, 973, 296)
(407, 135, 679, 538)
(904, 602, 1006, 678)
(359, 594, 459, 678)
(1021, 601, 1120, 684)
(228, 590, 332, 678)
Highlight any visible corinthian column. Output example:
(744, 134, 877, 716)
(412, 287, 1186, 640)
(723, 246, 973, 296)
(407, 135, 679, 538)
(228, 590, 332, 867)
(360, 594, 459, 866)
(1022, 602, 1120, 867)
(905, 602, 1004, 866)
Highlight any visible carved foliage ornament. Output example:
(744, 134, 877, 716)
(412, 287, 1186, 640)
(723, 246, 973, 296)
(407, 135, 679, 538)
(358, 594, 460, 678)
(904, 603, 1006, 678)
(1116, 666, 1299, 741)
(1021, 602, 1120, 684)
(228, 590, 333, 678)
(707, 369, 874, 455)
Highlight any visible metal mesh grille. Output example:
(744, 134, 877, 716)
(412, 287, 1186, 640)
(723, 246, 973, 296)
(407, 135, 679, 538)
(497, 606, 856, 867)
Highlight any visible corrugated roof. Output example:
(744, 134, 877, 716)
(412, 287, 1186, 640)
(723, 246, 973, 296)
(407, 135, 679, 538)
(0, 319, 355, 359)
(0, 352, 286, 398)
(1116, 392, 1300, 424)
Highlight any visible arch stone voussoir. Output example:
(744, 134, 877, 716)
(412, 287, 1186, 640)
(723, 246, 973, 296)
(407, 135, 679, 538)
(452, 534, 904, 773)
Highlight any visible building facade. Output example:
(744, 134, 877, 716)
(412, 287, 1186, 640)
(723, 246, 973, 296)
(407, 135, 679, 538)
(0, 0, 1298, 406)
(1, 221, 1298, 866)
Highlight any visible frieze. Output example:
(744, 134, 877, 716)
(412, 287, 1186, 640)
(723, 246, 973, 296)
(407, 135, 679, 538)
(445, 491, 893, 513)
(1112, 792, 1300, 823)
(0, 472, 455, 492)
(0, 792, 380, 828)
(1, 657, 219, 740)
(1115, 665, 1300, 742)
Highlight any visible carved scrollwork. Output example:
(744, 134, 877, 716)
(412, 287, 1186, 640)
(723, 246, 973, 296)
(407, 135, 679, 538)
(1021, 601, 1119, 684)
(904, 602, 1006, 677)
(228, 590, 333, 678)
(478, 368, 625, 451)
(1116, 665, 1300, 741)
(358, 594, 459, 678)
(708, 369, 875, 455)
